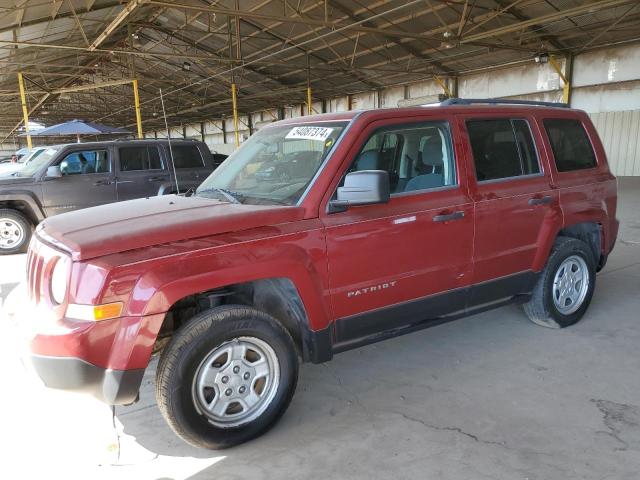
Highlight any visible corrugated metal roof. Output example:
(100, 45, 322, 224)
(0, 0, 638, 134)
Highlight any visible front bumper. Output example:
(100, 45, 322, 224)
(31, 354, 144, 405)
(28, 310, 165, 405)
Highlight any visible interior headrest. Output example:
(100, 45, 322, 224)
(420, 135, 443, 166)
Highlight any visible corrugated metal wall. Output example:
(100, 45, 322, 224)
(590, 110, 640, 176)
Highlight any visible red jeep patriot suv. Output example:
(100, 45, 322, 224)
(26, 99, 618, 449)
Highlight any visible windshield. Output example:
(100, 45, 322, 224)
(196, 122, 347, 205)
(19, 148, 45, 164)
(16, 147, 60, 177)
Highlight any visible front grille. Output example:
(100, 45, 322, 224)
(26, 235, 59, 305)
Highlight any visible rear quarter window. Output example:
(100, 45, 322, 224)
(171, 145, 205, 168)
(543, 119, 597, 172)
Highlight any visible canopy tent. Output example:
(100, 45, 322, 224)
(24, 119, 131, 143)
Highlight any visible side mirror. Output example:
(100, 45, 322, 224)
(46, 165, 62, 178)
(330, 170, 390, 212)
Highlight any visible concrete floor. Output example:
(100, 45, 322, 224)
(2, 178, 639, 480)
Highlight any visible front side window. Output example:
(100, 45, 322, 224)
(119, 146, 163, 171)
(171, 145, 204, 169)
(196, 122, 346, 205)
(59, 150, 109, 176)
(467, 119, 540, 181)
(543, 119, 597, 172)
(344, 121, 456, 194)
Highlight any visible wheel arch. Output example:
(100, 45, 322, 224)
(533, 220, 604, 272)
(152, 277, 333, 364)
(0, 192, 45, 225)
(557, 222, 602, 266)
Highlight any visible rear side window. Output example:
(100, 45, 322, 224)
(119, 146, 163, 171)
(170, 145, 204, 169)
(543, 119, 597, 172)
(467, 119, 540, 181)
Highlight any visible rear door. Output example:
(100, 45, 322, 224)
(167, 143, 211, 190)
(322, 116, 475, 344)
(116, 144, 170, 200)
(41, 147, 116, 216)
(458, 114, 560, 307)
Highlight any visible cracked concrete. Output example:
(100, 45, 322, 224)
(592, 399, 640, 451)
(2, 178, 640, 480)
(398, 412, 507, 447)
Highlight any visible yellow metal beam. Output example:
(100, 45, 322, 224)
(17, 72, 32, 149)
(548, 56, 570, 104)
(307, 86, 312, 115)
(132, 79, 143, 138)
(231, 83, 240, 147)
(433, 75, 452, 97)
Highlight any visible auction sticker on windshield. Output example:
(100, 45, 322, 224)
(285, 126, 334, 141)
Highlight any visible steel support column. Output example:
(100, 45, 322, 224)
(17, 72, 31, 149)
(548, 56, 571, 104)
(132, 79, 143, 138)
(433, 75, 453, 98)
(232, 83, 240, 147)
(306, 55, 312, 115)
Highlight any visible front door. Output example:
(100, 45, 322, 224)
(116, 144, 170, 200)
(41, 148, 116, 216)
(459, 115, 559, 307)
(322, 118, 475, 345)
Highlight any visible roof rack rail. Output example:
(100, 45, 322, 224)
(440, 97, 569, 108)
(113, 137, 198, 142)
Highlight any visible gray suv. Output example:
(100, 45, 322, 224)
(0, 139, 223, 254)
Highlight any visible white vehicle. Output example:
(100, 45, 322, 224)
(0, 147, 47, 176)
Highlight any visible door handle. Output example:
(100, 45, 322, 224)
(148, 176, 166, 182)
(528, 195, 552, 206)
(93, 179, 112, 186)
(433, 211, 465, 222)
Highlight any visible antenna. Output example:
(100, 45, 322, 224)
(159, 88, 180, 195)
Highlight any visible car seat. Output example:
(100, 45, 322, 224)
(404, 135, 444, 191)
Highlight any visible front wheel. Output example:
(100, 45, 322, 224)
(523, 237, 596, 328)
(155, 305, 299, 449)
(0, 209, 32, 255)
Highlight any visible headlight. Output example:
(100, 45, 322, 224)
(50, 256, 69, 304)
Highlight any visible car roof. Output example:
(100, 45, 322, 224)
(39, 138, 204, 149)
(269, 102, 582, 127)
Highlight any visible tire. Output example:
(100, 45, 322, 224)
(523, 236, 596, 328)
(155, 305, 299, 449)
(0, 209, 32, 255)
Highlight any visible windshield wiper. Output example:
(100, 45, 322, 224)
(197, 187, 243, 204)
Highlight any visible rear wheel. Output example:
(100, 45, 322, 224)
(523, 237, 596, 328)
(0, 209, 31, 255)
(155, 305, 299, 449)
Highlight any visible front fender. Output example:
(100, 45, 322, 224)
(0, 190, 45, 222)
(119, 227, 331, 332)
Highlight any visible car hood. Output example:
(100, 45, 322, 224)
(0, 173, 34, 184)
(40, 195, 306, 261)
